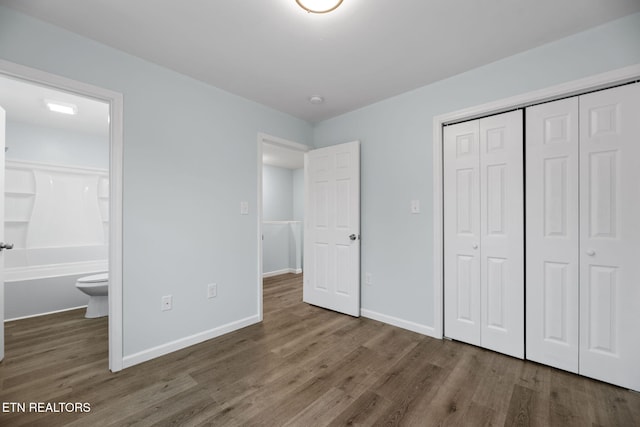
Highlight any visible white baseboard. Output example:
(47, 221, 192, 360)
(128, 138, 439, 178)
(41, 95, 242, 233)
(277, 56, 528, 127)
(263, 268, 302, 278)
(5, 305, 88, 322)
(122, 314, 261, 369)
(361, 309, 440, 339)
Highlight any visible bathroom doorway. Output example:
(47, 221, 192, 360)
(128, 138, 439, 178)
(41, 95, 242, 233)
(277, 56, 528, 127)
(257, 133, 308, 318)
(0, 60, 123, 371)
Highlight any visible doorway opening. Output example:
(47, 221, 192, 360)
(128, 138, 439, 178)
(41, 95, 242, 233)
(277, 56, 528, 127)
(257, 133, 309, 320)
(0, 60, 123, 371)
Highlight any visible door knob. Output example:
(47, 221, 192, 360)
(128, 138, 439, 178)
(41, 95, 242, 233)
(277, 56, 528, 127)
(586, 249, 596, 256)
(0, 242, 14, 251)
(349, 234, 359, 241)
(472, 243, 478, 249)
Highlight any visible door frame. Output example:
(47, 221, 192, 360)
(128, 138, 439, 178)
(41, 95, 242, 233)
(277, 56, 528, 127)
(0, 59, 124, 372)
(256, 133, 309, 321)
(432, 64, 640, 339)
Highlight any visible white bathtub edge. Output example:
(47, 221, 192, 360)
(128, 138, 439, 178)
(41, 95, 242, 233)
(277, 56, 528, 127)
(5, 305, 88, 322)
(5, 260, 108, 282)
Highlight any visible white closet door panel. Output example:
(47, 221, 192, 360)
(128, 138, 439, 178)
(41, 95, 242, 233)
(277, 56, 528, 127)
(444, 120, 481, 346)
(579, 83, 640, 391)
(479, 110, 524, 358)
(525, 98, 579, 373)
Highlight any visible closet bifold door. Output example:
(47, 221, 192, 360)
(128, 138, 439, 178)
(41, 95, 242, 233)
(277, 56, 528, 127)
(444, 110, 524, 358)
(579, 83, 640, 392)
(525, 98, 580, 373)
(444, 120, 481, 346)
(479, 111, 524, 359)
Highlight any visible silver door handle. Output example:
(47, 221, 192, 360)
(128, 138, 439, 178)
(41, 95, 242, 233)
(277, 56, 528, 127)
(0, 242, 14, 251)
(586, 249, 596, 256)
(472, 243, 478, 250)
(349, 234, 359, 241)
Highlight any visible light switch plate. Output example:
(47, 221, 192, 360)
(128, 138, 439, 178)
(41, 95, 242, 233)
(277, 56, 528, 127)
(240, 201, 249, 215)
(207, 283, 217, 299)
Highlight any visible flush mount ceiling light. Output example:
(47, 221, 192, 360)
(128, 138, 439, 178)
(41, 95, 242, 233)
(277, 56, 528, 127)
(45, 99, 77, 115)
(308, 96, 324, 104)
(296, 0, 343, 14)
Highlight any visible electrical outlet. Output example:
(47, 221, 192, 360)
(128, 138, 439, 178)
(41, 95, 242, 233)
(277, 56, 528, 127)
(365, 272, 372, 286)
(161, 295, 172, 311)
(207, 283, 217, 299)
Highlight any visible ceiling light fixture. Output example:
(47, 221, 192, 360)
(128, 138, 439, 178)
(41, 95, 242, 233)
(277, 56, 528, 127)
(45, 99, 78, 115)
(309, 96, 324, 104)
(296, 0, 343, 14)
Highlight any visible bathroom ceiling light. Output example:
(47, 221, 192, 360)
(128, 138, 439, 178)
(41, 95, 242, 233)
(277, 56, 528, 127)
(45, 99, 77, 115)
(296, 0, 343, 14)
(309, 96, 324, 104)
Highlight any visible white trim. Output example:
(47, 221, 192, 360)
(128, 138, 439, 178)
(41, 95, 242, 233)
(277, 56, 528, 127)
(257, 135, 264, 322)
(6, 159, 108, 175)
(361, 309, 438, 338)
(432, 64, 640, 340)
(263, 220, 303, 225)
(0, 59, 125, 372)
(263, 268, 303, 278)
(436, 64, 640, 126)
(5, 305, 88, 322)
(122, 314, 260, 369)
(258, 132, 310, 153)
(4, 260, 107, 282)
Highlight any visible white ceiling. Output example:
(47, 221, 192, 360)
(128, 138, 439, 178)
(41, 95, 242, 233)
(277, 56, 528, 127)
(0, 75, 109, 136)
(2, 1, 639, 123)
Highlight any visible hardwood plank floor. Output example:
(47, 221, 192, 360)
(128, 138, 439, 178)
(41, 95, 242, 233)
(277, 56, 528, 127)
(1, 273, 639, 426)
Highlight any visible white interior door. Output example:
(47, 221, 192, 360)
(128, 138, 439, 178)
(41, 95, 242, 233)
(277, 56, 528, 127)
(443, 120, 481, 345)
(444, 111, 524, 358)
(303, 141, 360, 317)
(579, 83, 640, 391)
(525, 98, 580, 372)
(478, 111, 524, 358)
(0, 106, 5, 362)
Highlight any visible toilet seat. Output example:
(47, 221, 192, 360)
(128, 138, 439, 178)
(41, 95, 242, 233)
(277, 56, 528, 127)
(76, 273, 109, 318)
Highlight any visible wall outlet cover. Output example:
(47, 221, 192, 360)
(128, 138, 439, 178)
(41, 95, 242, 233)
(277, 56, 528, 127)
(161, 295, 172, 311)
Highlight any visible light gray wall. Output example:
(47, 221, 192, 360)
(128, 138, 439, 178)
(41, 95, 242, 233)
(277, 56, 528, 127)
(0, 6, 313, 357)
(262, 165, 304, 275)
(262, 222, 301, 275)
(6, 120, 109, 168)
(262, 164, 293, 221)
(292, 168, 304, 222)
(3, 4, 638, 357)
(313, 13, 640, 330)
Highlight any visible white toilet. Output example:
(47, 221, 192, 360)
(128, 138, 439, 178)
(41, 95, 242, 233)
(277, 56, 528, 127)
(76, 273, 109, 318)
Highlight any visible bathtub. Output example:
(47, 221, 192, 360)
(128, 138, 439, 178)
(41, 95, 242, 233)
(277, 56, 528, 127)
(4, 246, 107, 321)
(4, 160, 109, 320)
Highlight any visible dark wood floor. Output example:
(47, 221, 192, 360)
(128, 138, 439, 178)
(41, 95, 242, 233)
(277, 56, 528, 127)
(1, 274, 639, 426)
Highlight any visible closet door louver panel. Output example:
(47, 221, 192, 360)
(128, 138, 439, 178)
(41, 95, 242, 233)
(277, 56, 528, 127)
(525, 97, 580, 373)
